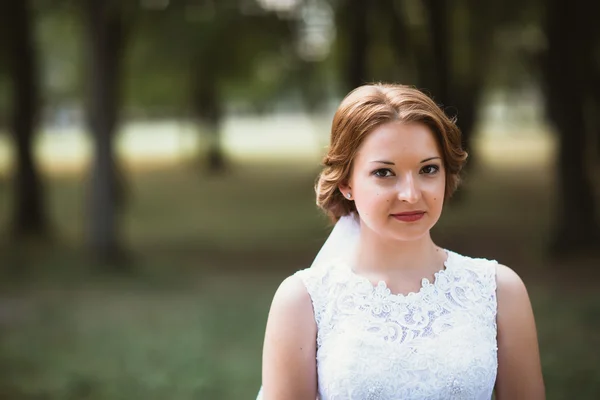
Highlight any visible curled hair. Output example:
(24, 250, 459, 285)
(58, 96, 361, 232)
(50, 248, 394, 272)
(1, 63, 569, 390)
(316, 83, 468, 222)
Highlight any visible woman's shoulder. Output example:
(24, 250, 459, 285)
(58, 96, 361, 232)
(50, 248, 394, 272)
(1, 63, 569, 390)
(268, 274, 315, 328)
(494, 263, 529, 301)
(268, 262, 343, 331)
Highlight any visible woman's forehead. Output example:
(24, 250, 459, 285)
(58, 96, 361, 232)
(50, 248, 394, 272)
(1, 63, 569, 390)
(355, 121, 441, 161)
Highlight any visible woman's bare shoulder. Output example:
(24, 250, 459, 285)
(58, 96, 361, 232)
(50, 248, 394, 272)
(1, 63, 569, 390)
(495, 264, 528, 297)
(261, 275, 318, 399)
(494, 264, 545, 398)
(269, 274, 313, 315)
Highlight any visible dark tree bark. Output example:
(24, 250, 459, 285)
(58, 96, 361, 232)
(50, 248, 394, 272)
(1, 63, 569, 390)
(541, 0, 599, 255)
(384, 1, 411, 67)
(450, 82, 482, 167)
(191, 72, 226, 173)
(423, 0, 450, 103)
(592, 67, 600, 161)
(84, 0, 128, 262)
(2, 0, 48, 238)
(187, 33, 227, 173)
(340, 0, 369, 91)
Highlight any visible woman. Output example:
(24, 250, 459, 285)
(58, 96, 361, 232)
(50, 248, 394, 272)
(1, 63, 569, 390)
(257, 84, 545, 399)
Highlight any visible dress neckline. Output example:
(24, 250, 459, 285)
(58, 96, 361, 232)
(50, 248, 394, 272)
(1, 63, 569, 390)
(336, 249, 454, 301)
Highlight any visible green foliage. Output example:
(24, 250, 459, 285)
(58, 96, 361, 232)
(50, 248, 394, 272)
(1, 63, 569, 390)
(123, 1, 296, 113)
(20, 1, 302, 116)
(35, 3, 84, 106)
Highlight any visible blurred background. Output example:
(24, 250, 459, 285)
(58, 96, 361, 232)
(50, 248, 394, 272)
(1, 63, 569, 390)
(0, 0, 598, 398)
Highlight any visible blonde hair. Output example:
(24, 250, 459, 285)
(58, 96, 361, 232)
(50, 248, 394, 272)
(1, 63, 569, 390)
(316, 83, 468, 222)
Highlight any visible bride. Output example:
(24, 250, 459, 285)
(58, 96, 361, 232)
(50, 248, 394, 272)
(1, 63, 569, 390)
(257, 84, 545, 399)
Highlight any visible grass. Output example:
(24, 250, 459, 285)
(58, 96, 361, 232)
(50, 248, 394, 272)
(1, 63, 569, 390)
(0, 160, 599, 399)
(0, 276, 277, 399)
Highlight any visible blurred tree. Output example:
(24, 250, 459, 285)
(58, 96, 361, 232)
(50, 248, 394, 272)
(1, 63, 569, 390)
(132, 0, 294, 173)
(36, 2, 85, 116)
(336, 0, 370, 91)
(540, 0, 600, 255)
(0, 53, 9, 130)
(83, 0, 132, 262)
(0, 0, 49, 239)
(330, 0, 490, 164)
(595, 67, 600, 160)
(381, 0, 512, 167)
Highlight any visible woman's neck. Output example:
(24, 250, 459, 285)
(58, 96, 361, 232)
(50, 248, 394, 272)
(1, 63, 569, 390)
(352, 224, 446, 279)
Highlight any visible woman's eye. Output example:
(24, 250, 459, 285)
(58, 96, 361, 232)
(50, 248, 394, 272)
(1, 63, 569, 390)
(373, 168, 393, 178)
(421, 165, 440, 175)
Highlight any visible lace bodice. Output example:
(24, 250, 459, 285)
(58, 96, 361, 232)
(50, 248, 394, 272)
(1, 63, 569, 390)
(258, 250, 498, 400)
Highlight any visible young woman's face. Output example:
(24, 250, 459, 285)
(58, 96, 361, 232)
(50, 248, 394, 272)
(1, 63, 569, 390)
(342, 121, 446, 242)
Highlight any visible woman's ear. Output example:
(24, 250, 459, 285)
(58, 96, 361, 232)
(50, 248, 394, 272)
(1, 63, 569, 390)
(338, 181, 352, 199)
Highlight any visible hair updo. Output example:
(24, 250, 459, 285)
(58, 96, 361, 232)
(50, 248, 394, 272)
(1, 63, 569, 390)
(315, 83, 468, 222)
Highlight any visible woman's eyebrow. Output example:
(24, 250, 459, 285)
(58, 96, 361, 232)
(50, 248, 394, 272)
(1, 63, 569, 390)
(420, 156, 441, 163)
(369, 160, 395, 165)
(369, 156, 441, 165)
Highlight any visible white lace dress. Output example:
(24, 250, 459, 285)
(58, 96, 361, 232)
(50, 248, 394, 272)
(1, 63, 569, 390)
(258, 250, 498, 400)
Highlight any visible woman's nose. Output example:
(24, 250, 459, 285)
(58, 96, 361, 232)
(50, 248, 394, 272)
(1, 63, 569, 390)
(396, 173, 420, 203)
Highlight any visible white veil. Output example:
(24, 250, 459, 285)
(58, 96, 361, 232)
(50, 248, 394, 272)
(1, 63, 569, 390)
(310, 213, 361, 269)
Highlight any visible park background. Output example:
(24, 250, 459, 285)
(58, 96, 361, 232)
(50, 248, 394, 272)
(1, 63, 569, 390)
(0, 0, 599, 399)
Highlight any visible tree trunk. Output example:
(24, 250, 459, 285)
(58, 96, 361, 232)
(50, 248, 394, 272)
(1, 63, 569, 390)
(451, 83, 481, 168)
(84, 0, 127, 263)
(542, 0, 599, 255)
(592, 70, 600, 161)
(204, 88, 225, 173)
(423, 0, 450, 103)
(383, 1, 411, 70)
(3, 0, 48, 239)
(191, 69, 226, 173)
(342, 0, 369, 91)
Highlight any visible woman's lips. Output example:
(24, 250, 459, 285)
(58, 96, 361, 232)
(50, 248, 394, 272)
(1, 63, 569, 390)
(391, 212, 425, 222)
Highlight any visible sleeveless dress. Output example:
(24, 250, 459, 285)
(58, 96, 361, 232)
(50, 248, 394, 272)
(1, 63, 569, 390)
(257, 250, 498, 400)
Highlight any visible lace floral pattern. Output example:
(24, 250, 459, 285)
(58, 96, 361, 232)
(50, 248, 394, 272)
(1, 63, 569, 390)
(296, 250, 498, 400)
(256, 250, 498, 400)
